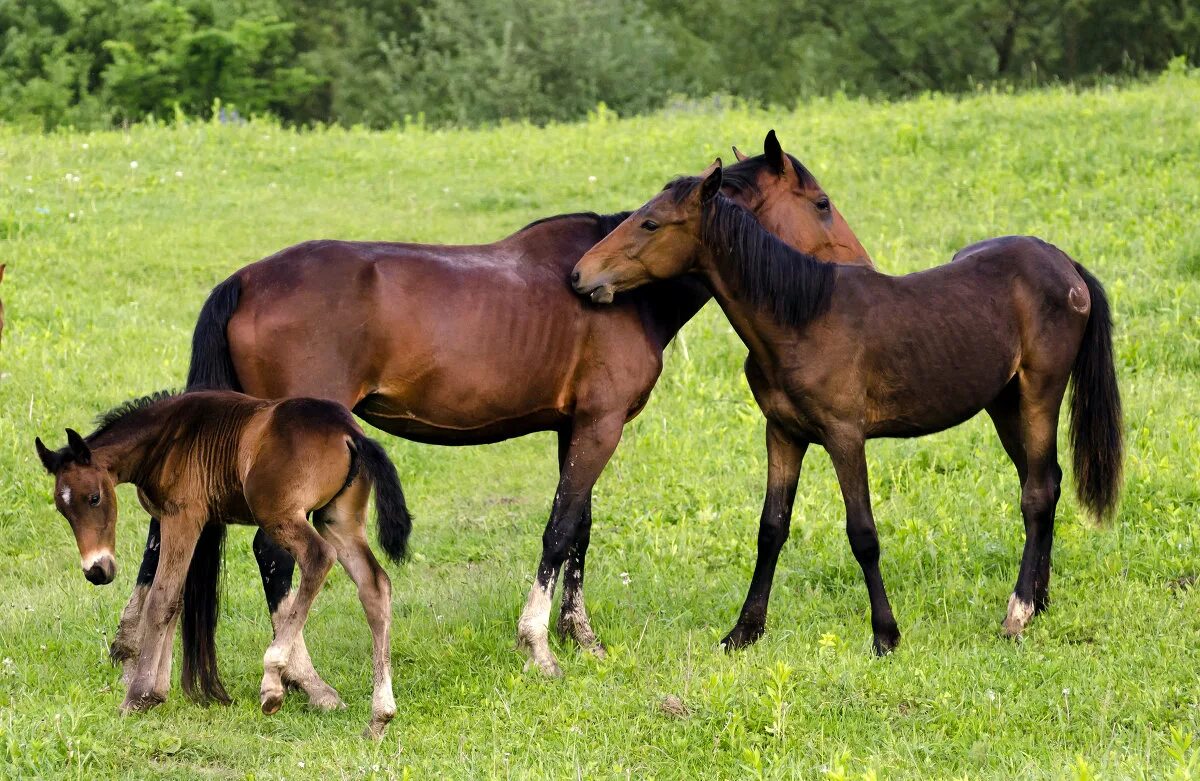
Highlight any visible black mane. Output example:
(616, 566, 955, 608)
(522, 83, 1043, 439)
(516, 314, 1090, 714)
(518, 211, 634, 239)
(720, 152, 820, 195)
(91, 389, 178, 440)
(663, 177, 835, 328)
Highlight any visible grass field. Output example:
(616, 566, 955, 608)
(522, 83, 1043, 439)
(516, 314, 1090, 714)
(1, 72, 1199, 779)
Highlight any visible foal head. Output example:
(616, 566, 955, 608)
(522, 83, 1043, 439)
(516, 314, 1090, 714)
(35, 430, 119, 585)
(572, 163, 721, 303)
(725, 130, 871, 267)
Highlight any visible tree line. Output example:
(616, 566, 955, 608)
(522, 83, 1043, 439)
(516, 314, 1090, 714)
(3, 0, 1197, 130)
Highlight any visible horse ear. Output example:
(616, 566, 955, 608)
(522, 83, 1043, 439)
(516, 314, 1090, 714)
(764, 129, 789, 174)
(65, 428, 91, 465)
(732, 145, 749, 162)
(35, 437, 60, 474)
(700, 158, 724, 203)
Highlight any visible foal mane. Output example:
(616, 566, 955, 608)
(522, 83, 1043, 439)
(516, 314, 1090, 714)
(663, 177, 836, 329)
(91, 389, 179, 440)
(720, 152, 820, 195)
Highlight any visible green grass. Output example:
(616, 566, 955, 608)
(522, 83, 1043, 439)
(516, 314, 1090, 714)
(2, 72, 1200, 779)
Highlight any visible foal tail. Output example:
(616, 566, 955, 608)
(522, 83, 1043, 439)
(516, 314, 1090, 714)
(1068, 262, 1124, 523)
(351, 435, 412, 563)
(186, 274, 242, 392)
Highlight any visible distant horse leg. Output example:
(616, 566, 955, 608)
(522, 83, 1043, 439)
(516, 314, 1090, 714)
(112, 518, 160, 682)
(517, 414, 624, 676)
(257, 517, 337, 715)
(252, 529, 342, 710)
(121, 516, 202, 712)
(721, 424, 807, 649)
(315, 483, 396, 739)
(829, 436, 901, 655)
(555, 430, 605, 657)
(1003, 375, 1066, 637)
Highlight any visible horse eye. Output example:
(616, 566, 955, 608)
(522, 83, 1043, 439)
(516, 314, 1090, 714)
(815, 197, 831, 212)
(641, 220, 659, 232)
(88, 493, 101, 507)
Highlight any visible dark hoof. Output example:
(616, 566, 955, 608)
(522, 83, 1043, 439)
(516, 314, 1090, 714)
(719, 623, 764, 651)
(872, 628, 901, 656)
(120, 691, 165, 713)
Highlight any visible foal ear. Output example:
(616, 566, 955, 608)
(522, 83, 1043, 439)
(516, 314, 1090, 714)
(764, 129, 790, 175)
(65, 428, 91, 465)
(35, 437, 60, 473)
(699, 158, 724, 203)
(731, 145, 749, 162)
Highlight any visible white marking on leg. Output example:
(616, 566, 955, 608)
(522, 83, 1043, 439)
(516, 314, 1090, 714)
(517, 579, 560, 676)
(1004, 592, 1036, 636)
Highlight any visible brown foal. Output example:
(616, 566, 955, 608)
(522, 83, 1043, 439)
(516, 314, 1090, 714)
(36, 391, 411, 738)
(572, 163, 1123, 653)
(118, 132, 872, 689)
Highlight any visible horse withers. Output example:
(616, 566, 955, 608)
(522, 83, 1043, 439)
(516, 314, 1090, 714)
(572, 162, 1123, 654)
(35, 390, 411, 739)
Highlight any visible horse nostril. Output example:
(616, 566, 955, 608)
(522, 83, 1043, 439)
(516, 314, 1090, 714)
(570, 270, 581, 285)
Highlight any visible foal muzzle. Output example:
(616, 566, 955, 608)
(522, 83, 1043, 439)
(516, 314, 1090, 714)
(83, 554, 116, 586)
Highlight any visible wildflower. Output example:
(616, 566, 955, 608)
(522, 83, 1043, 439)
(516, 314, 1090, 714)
(620, 572, 631, 585)
(130, 161, 138, 170)
(175, 171, 183, 178)
(588, 175, 597, 183)
(82, 143, 89, 149)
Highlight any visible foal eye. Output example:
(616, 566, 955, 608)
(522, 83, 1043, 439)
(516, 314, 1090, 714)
(640, 220, 659, 232)
(815, 197, 831, 212)
(88, 493, 101, 507)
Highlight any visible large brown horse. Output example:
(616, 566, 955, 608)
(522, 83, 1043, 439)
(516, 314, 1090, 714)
(116, 133, 872, 699)
(572, 163, 1123, 654)
(36, 391, 410, 738)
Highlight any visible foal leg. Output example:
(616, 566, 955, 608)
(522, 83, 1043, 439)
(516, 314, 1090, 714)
(828, 436, 901, 655)
(1003, 377, 1066, 637)
(721, 424, 807, 649)
(316, 487, 396, 739)
(122, 516, 203, 712)
(257, 517, 337, 715)
(253, 530, 342, 710)
(517, 414, 624, 676)
(112, 519, 160, 684)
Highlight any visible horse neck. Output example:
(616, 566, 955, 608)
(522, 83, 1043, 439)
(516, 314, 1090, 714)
(89, 407, 174, 486)
(695, 250, 793, 372)
(633, 276, 712, 350)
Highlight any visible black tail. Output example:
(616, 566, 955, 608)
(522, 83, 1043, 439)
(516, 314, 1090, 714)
(351, 435, 412, 563)
(186, 275, 242, 392)
(180, 523, 230, 705)
(179, 275, 241, 705)
(1069, 262, 1124, 522)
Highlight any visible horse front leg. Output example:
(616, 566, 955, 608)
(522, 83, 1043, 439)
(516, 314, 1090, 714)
(517, 414, 624, 676)
(721, 423, 807, 649)
(553, 424, 605, 657)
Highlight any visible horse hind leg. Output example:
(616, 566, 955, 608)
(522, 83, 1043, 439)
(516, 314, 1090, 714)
(253, 530, 343, 711)
(315, 482, 397, 740)
(1002, 372, 1067, 638)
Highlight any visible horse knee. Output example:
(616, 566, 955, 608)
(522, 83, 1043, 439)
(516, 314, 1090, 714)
(1020, 476, 1059, 519)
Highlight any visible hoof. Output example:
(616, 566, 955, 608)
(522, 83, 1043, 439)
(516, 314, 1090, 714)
(719, 623, 764, 651)
(872, 631, 901, 656)
(261, 689, 285, 715)
(556, 615, 607, 659)
(363, 710, 396, 740)
(120, 690, 165, 714)
(1002, 594, 1035, 638)
(307, 687, 345, 712)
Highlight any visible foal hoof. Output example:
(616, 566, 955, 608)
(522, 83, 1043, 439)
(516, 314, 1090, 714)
(261, 689, 285, 715)
(719, 623, 764, 651)
(363, 710, 396, 741)
(120, 690, 165, 714)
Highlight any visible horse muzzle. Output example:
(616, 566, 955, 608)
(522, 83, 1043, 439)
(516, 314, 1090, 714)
(83, 553, 116, 586)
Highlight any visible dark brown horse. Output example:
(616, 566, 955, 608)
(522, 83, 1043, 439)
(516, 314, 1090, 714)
(116, 133, 872, 696)
(36, 391, 410, 738)
(571, 163, 1124, 654)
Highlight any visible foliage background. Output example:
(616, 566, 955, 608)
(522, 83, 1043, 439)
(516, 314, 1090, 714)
(1, 0, 1198, 130)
